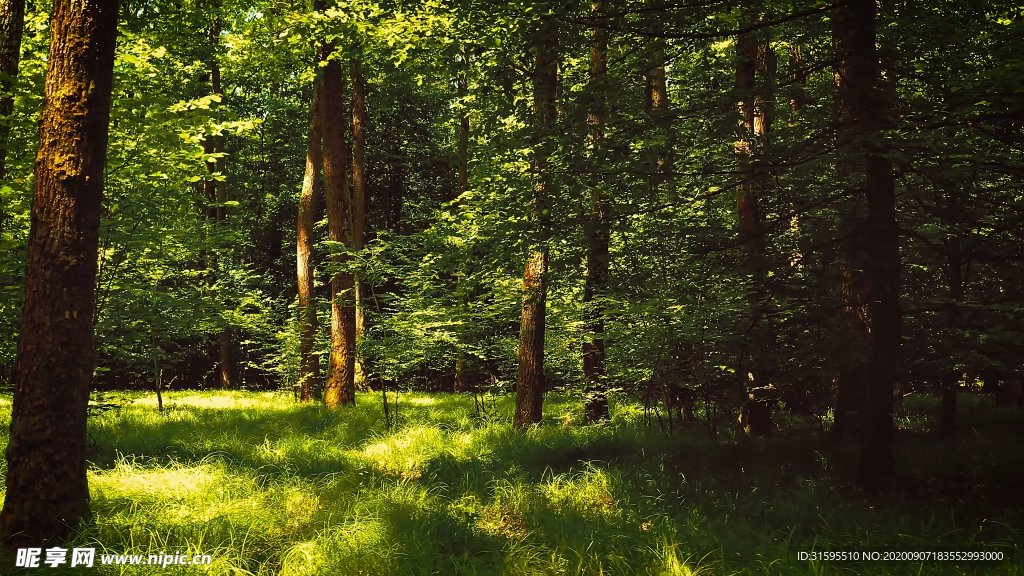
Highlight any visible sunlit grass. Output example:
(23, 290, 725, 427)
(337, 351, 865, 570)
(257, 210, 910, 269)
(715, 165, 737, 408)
(0, 390, 1020, 574)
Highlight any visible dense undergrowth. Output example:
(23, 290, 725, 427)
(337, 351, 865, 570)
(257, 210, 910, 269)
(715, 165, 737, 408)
(0, 391, 1020, 575)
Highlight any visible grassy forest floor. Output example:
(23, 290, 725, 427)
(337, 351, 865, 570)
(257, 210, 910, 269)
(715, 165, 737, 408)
(0, 390, 1021, 575)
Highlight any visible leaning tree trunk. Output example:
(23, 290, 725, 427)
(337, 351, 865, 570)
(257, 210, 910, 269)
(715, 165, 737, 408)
(834, 0, 901, 489)
(513, 14, 557, 428)
(0, 0, 118, 545)
(320, 43, 356, 407)
(297, 81, 323, 401)
(583, 7, 610, 422)
(351, 57, 368, 390)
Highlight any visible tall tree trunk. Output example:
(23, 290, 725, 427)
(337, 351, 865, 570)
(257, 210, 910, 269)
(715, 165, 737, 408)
(940, 197, 964, 436)
(513, 14, 557, 428)
(0, 0, 118, 544)
(645, 38, 670, 185)
(298, 82, 323, 401)
(351, 58, 368, 390)
(583, 6, 610, 422)
(734, 11, 777, 436)
(321, 43, 356, 407)
(834, 0, 901, 489)
(0, 0, 24, 184)
(203, 18, 237, 389)
(453, 49, 472, 394)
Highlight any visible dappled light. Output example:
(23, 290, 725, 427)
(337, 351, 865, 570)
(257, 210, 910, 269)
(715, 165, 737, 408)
(1, 390, 1020, 573)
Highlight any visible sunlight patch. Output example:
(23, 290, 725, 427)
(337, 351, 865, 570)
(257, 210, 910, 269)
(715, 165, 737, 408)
(91, 463, 218, 500)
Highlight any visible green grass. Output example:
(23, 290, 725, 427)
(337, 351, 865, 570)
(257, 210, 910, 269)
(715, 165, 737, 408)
(0, 390, 1021, 575)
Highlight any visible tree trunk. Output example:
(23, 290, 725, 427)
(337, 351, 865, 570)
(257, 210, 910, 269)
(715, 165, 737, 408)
(834, 0, 901, 489)
(351, 58, 368, 390)
(513, 14, 557, 428)
(0, 0, 118, 544)
(583, 7, 609, 423)
(645, 37, 670, 186)
(940, 218, 964, 436)
(515, 250, 548, 427)
(0, 0, 24, 183)
(453, 50, 472, 394)
(735, 11, 776, 436)
(203, 18, 237, 389)
(321, 42, 356, 407)
(298, 81, 323, 401)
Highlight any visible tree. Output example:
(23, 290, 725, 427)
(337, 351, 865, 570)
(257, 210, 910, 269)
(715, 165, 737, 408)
(0, 0, 24, 235)
(0, 0, 23, 181)
(321, 43, 356, 407)
(513, 13, 557, 428)
(351, 56, 368, 389)
(298, 80, 323, 401)
(583, 3, 610, 422)
(833, 0, 901, 489)
(1, 0, 119, 543)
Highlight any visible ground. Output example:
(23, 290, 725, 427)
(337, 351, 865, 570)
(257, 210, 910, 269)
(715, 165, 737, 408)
(0, 390, 1021, 575)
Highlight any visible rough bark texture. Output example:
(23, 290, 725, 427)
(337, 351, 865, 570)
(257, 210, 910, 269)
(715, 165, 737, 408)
(1, 0, 118, 544)
(297, 83, 322, 402)
(514, 251, 548, 427)
(834, 0, 901, 489)
(351, 58, 368, 390)
(321, 46, 356, 407)
(513, 15, 557, 428)
(583, 10, 610, 423)
(0, 0, 24, 184)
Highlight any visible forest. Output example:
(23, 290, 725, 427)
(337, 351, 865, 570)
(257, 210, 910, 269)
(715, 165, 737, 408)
(0, 0, 1022, 573)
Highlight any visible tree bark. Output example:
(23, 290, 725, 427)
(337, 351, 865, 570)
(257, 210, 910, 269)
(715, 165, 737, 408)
(583, 6, 610, 423)
(515, 251, 548, 427)
(940, 203, 964, 436)
(735, 10, 776, 436)
(834, 0, 901, 489)
(351, 57, 368, 390)
(1, 0, 118, 544)
(298, 81, 323, 401)
(202, 18, 238, 389)
(645, 37, 670, 185)
(513, 14, 557, 428)
(0, 0, 24, 183)
(321, 43, 356, 407)
(453, 49, 472, 394)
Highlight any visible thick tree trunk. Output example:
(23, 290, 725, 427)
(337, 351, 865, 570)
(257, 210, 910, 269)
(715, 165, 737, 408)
(0, 0, 24, 184)
(583, 11, 610, 423)
(515, 250, 548, 427)
(834, 0, 901, 489)
(298, 82, 323, 401)
(321, 45, 356, 407)
(513, 14, 557, 428)
(351, 58, 368, 390)
(0, 0, 118, 544)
